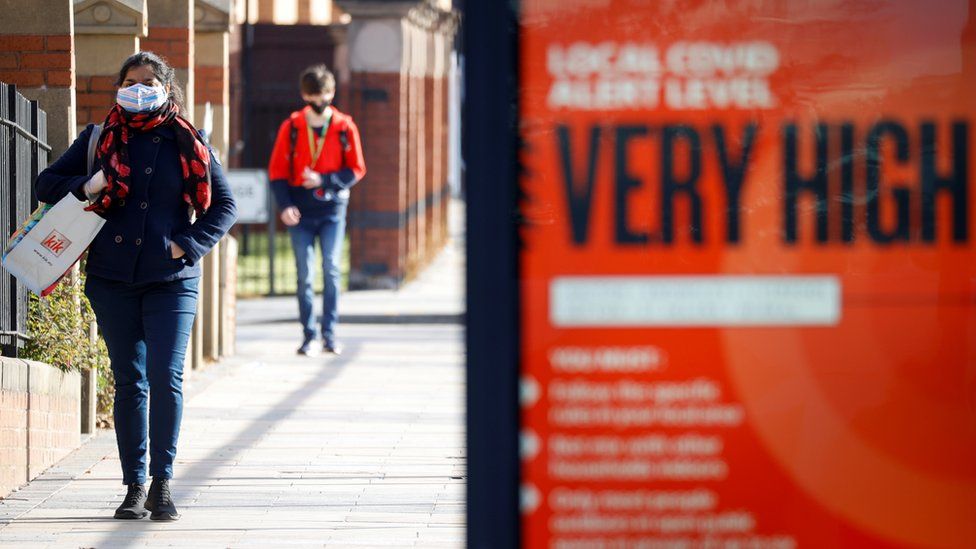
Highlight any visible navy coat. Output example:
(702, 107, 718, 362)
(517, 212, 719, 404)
(35, 123, 238, 284)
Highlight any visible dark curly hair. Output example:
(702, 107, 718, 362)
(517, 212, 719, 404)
(115, 51, 186, 114)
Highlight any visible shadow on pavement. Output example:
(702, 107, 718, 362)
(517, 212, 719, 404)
(90, 345, 360, 548)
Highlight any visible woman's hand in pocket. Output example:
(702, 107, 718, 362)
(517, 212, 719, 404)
(170, 241, 185, 259)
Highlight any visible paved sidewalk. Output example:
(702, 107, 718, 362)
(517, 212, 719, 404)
(0, 230, 465, 547)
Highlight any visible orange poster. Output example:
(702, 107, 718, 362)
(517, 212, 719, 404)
(518, 1, 976, 547)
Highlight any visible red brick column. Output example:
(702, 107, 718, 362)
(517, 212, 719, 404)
(347, 69, 408, 289)
(142, 27, 191, 65)
(403, 69, 415, 277)
(195, 65, 223, 105)
(425, 72, 438, 255)
(144, 0, 194, 118)
(438, 62, 450, 244)
(0, 35, 72, 89)
(76, 75, 116, 127)
(0, 33, 75, 155)
(426, 28, 452, 256)
(298, 0, 312, 24)
(338, 1, 457, 289)
(73, 0, 145, 134)
(408, 61, 424, 272)
(258, 0, 275, 23)
(439, 28, 456, 245)
(194, 0, 233, 156)
(141, 26, 192, 104)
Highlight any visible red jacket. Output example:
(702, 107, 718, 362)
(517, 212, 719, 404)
(268, 106, 366, 187)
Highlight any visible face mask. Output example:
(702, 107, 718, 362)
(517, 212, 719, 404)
(117, 83, 168, 113)
(306, 100, 329, 115)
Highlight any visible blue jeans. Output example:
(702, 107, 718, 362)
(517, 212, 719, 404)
(85, 275, 199, 485)
(288, 214, 345, 343)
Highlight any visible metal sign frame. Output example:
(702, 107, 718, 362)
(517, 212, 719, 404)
(463, 1, 521, 547)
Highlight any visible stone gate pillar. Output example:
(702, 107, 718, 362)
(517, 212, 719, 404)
(143, 0, 201, 368)
(73, 0, 147, 134)
(193, 2, 231, 364)
(436, 13, 456, 248)
(144, 0, 194, 120)
(0, 0, 76, 156)
(194, 1, 230, 363)
(336, 0, 457, 290)
(194, 0, 230, 159)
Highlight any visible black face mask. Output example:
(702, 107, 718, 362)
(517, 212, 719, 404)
(306, 101, 328, 114)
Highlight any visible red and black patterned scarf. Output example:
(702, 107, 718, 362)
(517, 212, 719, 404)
(85, 101, 211, 217)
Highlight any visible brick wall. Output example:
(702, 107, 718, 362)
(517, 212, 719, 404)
(27, 392, 79, 479)
(0, 359, 80, 499)
(0, 390, 28, 497)
(0, 34, 73, 90)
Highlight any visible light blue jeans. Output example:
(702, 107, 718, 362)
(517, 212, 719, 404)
(288, 214, 345, 343)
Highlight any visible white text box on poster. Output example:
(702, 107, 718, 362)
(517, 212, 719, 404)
(550, 275, 841, 327)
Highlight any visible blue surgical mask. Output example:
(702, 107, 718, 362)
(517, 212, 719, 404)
(116, 83, 168, 113)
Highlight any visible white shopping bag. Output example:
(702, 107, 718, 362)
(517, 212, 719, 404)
(2, 194, 106, 296)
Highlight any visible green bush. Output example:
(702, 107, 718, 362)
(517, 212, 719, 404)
(21, 270, 114, 425)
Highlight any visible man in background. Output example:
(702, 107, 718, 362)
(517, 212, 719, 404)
(268, 64, 366, 355)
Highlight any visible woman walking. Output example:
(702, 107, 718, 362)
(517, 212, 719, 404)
(35, 51, 237, 521)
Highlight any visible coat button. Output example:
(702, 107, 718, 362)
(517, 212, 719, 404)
(118, 199, 125, 207)
(114, 235, 122, 244)
(153, 136, 160, 144)
(140, 202, 148, 210)
(135, 238, 142, 246)
(145, 167, 153, 174)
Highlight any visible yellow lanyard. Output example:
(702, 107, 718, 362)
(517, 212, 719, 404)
(305, 112, 332, 166)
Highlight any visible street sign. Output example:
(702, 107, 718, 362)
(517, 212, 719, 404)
(226, 169, 269, 224)
(513, 1, 976, 548)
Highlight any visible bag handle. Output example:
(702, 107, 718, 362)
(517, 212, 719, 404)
(86, 123, 102, 176)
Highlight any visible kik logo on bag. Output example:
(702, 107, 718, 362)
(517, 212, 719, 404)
(41, 230, 71, 257)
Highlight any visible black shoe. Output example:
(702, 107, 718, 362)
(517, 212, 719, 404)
(114, 483, 148, 519)
(144, 478, 180, 521)
(323, 340, 343, 355)
(297, 337, 317, 356)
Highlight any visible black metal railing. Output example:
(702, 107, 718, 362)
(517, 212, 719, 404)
(0, 81, 49, 357)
